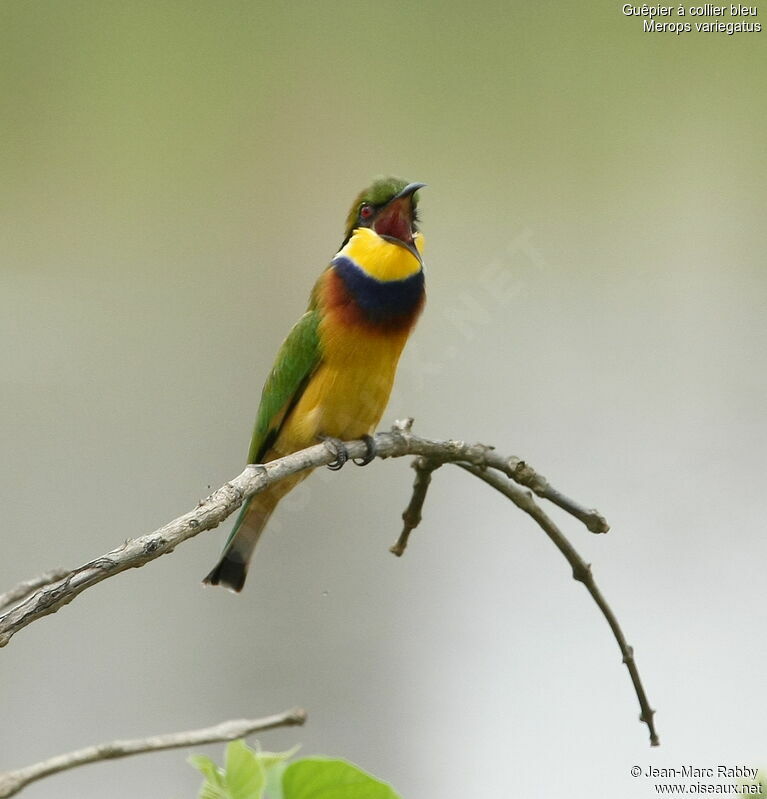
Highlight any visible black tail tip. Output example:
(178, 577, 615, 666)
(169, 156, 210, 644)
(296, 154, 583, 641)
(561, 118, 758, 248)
(203, 553, 248, 593)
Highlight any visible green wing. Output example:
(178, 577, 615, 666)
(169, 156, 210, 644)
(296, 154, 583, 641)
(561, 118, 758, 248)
(246, 309, 322, 464)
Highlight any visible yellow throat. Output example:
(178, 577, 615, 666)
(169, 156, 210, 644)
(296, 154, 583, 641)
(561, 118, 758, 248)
(336, 227, 425, 281)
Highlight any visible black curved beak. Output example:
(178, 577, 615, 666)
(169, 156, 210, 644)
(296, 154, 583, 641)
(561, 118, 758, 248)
(389, 182, 427, 204)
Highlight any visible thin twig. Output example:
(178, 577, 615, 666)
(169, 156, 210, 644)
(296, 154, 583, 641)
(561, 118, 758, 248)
(0, 708, 307, 798)
(0, 569, 70, 611)
(458, 462, 659, 747)
(497, 455, 610, 534)
(453, 447, 610, 534)
(390, 457, 440, 556)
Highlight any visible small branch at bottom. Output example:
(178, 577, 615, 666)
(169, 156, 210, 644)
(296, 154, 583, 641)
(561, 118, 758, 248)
(0, 708, 307, 798)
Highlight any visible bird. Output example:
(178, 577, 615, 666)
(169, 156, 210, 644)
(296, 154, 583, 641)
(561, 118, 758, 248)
(203, 177, 426, 591)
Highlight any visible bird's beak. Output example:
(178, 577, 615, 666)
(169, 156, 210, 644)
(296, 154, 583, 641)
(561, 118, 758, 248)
(391, 182, 427, 203)
(374, 182, 426, 262)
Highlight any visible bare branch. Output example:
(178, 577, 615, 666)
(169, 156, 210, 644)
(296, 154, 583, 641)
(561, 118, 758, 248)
(0, 569, 70, 612)
(0, 708, 307, 798)
(0, 423, 607, 649)
(1, 421, 655, 745)
(390, 456, 440, 556)
(458, 462, 659, 747)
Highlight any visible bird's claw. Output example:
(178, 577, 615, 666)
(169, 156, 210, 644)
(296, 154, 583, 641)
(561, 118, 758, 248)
(353, 434, 377, 466)
(321, 436, 349, 471)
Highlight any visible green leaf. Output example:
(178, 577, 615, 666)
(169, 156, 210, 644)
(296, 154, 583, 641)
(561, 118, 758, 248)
(189, 755, 223, 782)
(281, 757, 402, 799)
(261, 746, 300, 799)
(188, 754, 229, 799)
(258, 745, 301, 773)
(224, 740, 266, 799)
(264, 761, 288, 799)
(199, 784, 231, 799)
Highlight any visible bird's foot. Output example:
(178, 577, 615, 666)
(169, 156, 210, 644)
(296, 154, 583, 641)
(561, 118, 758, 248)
(320, 436, 349, 471)
(353, 434, 377, 466)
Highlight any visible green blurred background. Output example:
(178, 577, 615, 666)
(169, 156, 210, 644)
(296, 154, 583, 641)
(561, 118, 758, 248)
(2, 2, 765, 797)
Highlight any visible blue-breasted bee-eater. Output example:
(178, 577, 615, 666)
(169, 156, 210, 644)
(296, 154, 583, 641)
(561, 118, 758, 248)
(204, 177, 426, 591)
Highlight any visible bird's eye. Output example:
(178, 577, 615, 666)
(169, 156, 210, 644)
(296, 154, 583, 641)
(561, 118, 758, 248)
(359, 204, 374, 220)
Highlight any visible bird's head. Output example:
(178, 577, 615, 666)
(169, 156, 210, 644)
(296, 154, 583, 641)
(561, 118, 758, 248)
(343, 177, 425, 259)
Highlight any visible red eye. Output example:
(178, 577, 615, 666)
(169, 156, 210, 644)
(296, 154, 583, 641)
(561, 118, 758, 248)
(360, 204, 374, 220)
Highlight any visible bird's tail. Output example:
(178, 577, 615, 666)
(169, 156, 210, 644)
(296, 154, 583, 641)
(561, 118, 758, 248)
(203, 493, 275, 592)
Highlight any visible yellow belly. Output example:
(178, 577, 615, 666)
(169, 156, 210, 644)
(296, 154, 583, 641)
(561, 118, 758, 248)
(270, 322, 409, 457)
